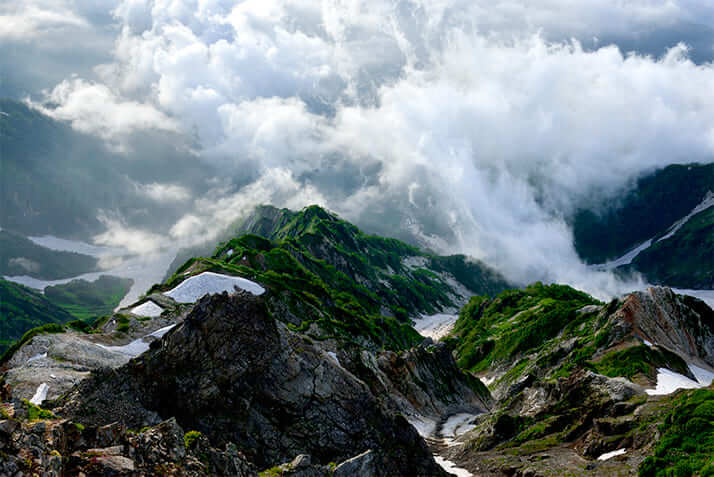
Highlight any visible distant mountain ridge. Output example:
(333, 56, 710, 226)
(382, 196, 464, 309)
(574, 162, 714, 288)
(574, 162, 713, 263)
(0, 229, 98, 280)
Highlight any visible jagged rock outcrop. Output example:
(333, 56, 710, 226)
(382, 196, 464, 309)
(0, 404, 257, 477)
(2, 307, 182, 403)
(55, 291, 448, 476)
(338, 339, 492, 436)
(612, 286, 714, 367)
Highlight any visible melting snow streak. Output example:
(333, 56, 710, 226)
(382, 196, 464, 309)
(29, 383, 49, 405)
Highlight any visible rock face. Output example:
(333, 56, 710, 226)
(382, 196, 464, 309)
(0, 407, 257, 477)
(2, 307, 181, 403)
(614, 286, 714, 367)
(339, 339, 491, 438)
(57, 291, 448, 476)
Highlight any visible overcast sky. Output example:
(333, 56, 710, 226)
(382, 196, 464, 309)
(3, 0, 714, 298)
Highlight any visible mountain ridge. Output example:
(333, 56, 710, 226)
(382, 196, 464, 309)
(1, 204, 713, 476)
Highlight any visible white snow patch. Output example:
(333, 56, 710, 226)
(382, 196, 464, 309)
(27, 352, 47, 363)
(414, 313, 457, 341)
(481, 375, 497, 386)
(689, 363, 714, 386)
(130, 301, 164, 317)
(642, 339, 653, 347)
(407, 416, 437, 438)
(646, 368, 703, 395)
(164, 271, 265, 303)
(434, 456, 472, 477)
(594, 239, 652, 270)
(658, 192, 714, 243)
(327, 351, 341, 367)
(29, 383, 49, 405)
(148, 324, 176, 339)
(597, 448, 627, 461)
(441, 413, 480, 438)
(95, 324, 176, 357)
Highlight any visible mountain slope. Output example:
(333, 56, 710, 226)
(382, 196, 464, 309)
(43, 275, 134, 321)
(0, 99, 106, 237)
(0, 279, 74, 352)
(625, 204, 714, 288)
(229, 205, 510, 312)
(0, 230, 98, 279)
(156, 205, 510, 350)
(573, 163, 714, 288)
(573, 163, 713, 262)
(1, 99, 216, 240)
(443, 285, 714, 476)
(57, 291, 449, 475)
(3, 198, 714, 475)
(0, 205, 500, 475)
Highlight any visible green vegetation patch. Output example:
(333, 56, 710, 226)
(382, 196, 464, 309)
(453, 283, 600, 372)
(592, 345, 690, 380)
(44, 275, 133, 321)
(24, 399, 57, 421)
(184, 430, 202, 449)
(0, 279, 74, 353)
(116, 314, 131, 333)
(639, 388, 714, 477)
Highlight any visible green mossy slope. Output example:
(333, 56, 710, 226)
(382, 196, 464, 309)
(0, 279, 74, 352)
(154, 206, 509, 350)
(44, 275, 133, 321)
(452, 282, 600, 373)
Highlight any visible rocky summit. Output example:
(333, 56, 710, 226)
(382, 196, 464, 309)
(56, 290, 446, 475)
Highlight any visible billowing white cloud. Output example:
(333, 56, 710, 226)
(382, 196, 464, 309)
(27, 0, 714, 298)
(0, 3, 88, 40)
(169, 167, 327, 242)
(95, 213, 165, 255)
(137, 182, 191, 202)
(30, 78, 179, 150)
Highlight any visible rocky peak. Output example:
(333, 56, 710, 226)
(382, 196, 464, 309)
(613, 286, 714, 367)
(56, 290, 448, 475)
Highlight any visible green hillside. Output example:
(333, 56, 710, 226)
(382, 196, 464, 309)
(0, 279, 73, 352)
(626, 206, 714, 288)
(573, 163, 714, 264)
(157, 205, 511, 350)
(44, 275, 133, 321)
